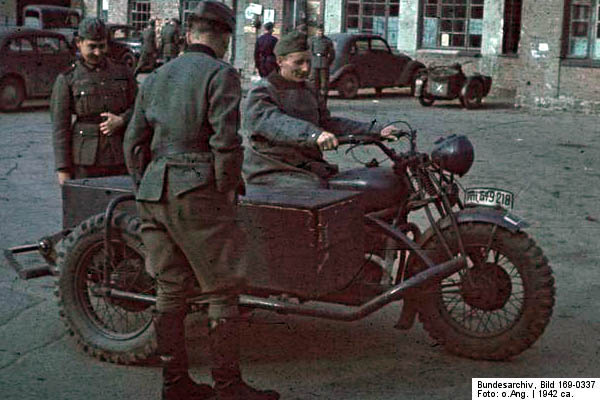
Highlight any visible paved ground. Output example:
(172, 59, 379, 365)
(0, 89, 599, 400)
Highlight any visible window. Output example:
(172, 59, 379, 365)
(345, 0, 401, 44)
(564, 0, 600, 59)
(37, 36, 66, 54)
(128, 0, 151, 31)
(502, 0, 522, 54)
(420, 0, 484, 51)
(181, 0, 202, 31)
(7, 38, 34, 52)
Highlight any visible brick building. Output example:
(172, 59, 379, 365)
(73, 1, 598, 113)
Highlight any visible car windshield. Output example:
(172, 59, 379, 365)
(40, 10, 80, 29)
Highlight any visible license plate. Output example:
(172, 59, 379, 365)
(464, 187, 514, 210)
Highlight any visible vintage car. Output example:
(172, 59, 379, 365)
(106, 24, 142, 70)
(22, 5, 81, 46)
(328, 33, 425, 99)
(0, 27, 75, 111)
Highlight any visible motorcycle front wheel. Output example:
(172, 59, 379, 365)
(410, 222, 555, 360)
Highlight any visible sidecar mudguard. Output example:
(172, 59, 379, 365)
(461, 75, 493, 98)
(395, 206, 528, 330)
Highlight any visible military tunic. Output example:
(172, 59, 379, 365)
(254, 32, 278, 78)
(242, 72, 380, 187)
(135, 26, 157, 74)
(309, 35, 335, 103)
(50, 58, 137, 178)
(124, 44, 245, 313)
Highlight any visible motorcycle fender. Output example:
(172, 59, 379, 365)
(400, 60, 426, 85)
(396, 206, 528, 330)
(461, 75, 492, 98)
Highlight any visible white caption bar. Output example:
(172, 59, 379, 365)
(473, 378, 599, 400)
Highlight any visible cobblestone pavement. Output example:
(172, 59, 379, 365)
(0, 90, 599, 400)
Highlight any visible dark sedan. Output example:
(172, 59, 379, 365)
(0, 27, 75, 111)
(106, 24, 142, 71)
(328, 33, 425, 99)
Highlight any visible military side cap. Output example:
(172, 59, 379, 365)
(274, 31, 308, 57)
(193, 1, 235, 32)
(78, 17, 107, 40)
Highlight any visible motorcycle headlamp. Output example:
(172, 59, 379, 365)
(431, 134, 474, 176)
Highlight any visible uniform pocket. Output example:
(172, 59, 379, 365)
(167, 162, 215, 197)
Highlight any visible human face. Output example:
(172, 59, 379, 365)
(77, 38, 108, 67)
(277, 50, 311, 82)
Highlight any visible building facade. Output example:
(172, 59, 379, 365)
(73, 1, 598, 113)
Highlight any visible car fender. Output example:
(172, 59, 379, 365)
(330, 64, 358, 86)
(0, 72, 28, 97)
(399, 60, 426, 85)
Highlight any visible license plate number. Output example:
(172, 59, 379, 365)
(465, 187, 514, 210)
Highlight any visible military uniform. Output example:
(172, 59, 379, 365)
(124, 3, 279, 399)
(135, 23, 157, 75)
(254, 30, 278, 77)
(309, 33, 335, 104)
(161, 21, 181, 62)
(242, 71, 379, 187)
(50, 23, 136, 179)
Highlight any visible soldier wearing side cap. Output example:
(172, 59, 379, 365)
(243, 30, 397, 188)
(50, 17, 137, 185)
(309, 23, 335, 105)
(124, 2, 279, 400)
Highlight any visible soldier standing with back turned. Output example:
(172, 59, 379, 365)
(134, 19, 157, 75)
(124, 2, 280, 400)
(161, 18, 182, 62)
(50, 17, 137, 185)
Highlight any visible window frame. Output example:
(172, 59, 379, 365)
(344, 0, 401, 43)
(418, 0, 485, 52)
(562, 0, 600, 61)
(128, 0, 151, 31)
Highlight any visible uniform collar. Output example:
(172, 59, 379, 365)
(267, 72, 307, 90)
(186, 43, 217, 58)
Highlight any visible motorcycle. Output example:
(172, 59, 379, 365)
(415, 63, 492, 109)
(4, 123, 555, 365)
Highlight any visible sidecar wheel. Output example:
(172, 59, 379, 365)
(418, 95, 434, 107)
(411, 223, 555, 360)
(56, 212, 158, 365)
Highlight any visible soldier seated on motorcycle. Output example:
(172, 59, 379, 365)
(242, 31, 397, 188)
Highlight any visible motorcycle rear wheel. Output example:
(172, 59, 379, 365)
(412, 222, 555, 360)
(56, 212, 158, 364)
(418, 94, 435, 107)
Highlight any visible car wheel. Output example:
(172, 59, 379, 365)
(460, 80, 484, 109)
(121, 52, 137, 71)
(337, 73, 359, 99)
(0, 77, 25, 111)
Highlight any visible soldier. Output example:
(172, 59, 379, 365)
(309, 23, 335, 105)
(243, 31, 396, 188)
(161, 18, 182, 62)
(50, 17, 137, 185)
(124, 2, 279, 400)
(134, 19, 157, 76)
(254, 22, 278, 77)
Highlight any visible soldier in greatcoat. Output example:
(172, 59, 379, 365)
(253, 22, 278, 77)
(243, 31, 396, 188)
(124, 2, 279, 400)
(161, 18, 182, 62)
(50, 17, 137, 185)
(309, 23, 335, 105)
(134, 19, 157, 75)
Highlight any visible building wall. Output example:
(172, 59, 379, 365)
(0, 0, 16, 25)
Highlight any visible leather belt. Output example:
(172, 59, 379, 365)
(152, 140, 211, 158)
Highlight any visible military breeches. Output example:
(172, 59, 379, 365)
(313, 68, 330, 101)
(137, 189, 246, 315)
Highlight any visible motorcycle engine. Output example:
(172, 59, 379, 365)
(431, 134, 474, 176)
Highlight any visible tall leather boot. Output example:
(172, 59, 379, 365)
(154, 311, 216, 400)
(209, 316, 280, 400)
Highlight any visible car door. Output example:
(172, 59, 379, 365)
(4, 36, 39, 96)
(369, 37, 405, 87)
(35, 35, 72, 96)
(348, 38, 374, 87)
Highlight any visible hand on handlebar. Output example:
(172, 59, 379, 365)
(317, 131, 339, 151)
(380, 125, 400, 141)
